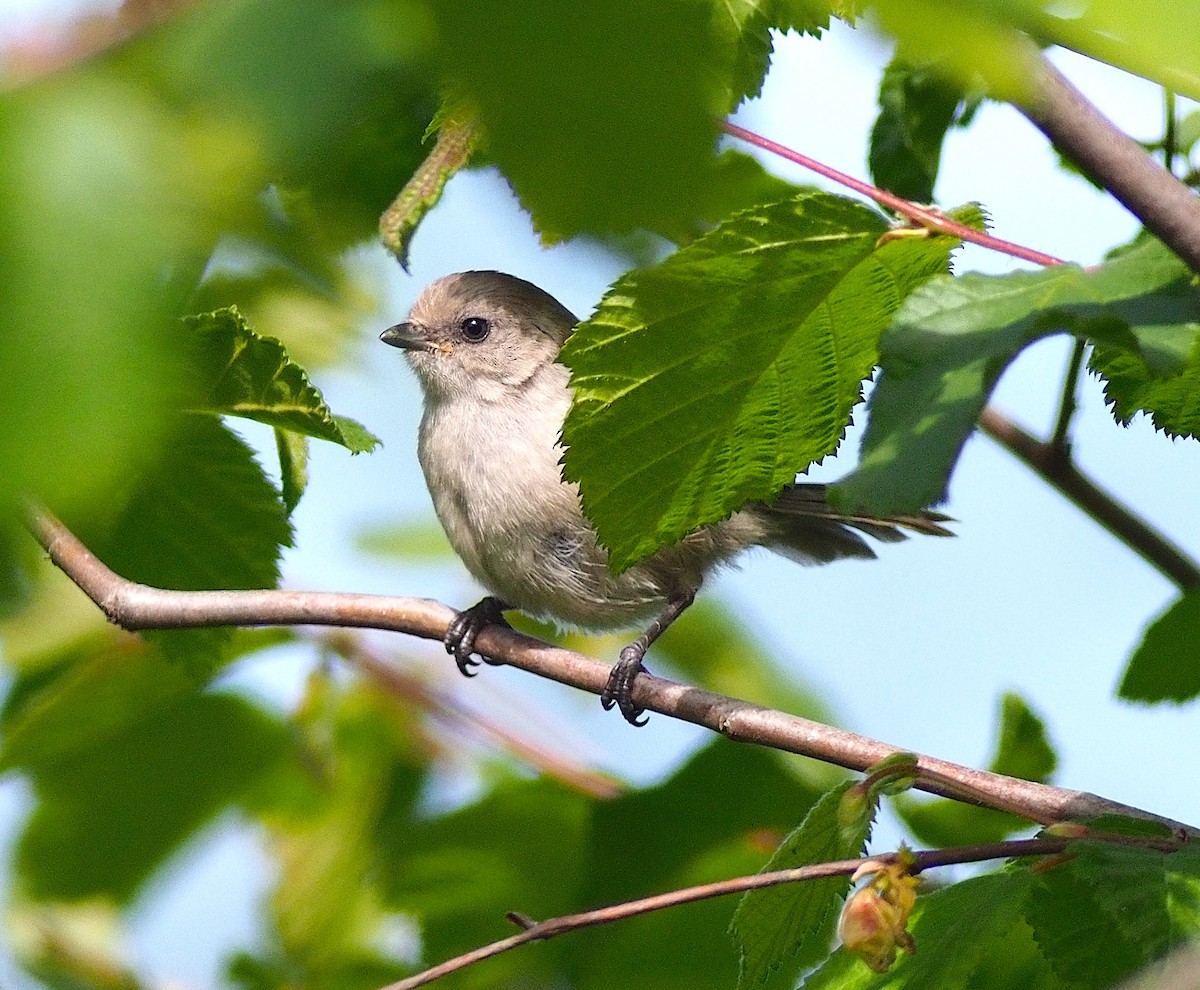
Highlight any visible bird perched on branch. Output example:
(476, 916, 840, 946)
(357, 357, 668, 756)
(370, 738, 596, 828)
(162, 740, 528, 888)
(381, 271, 951, 725)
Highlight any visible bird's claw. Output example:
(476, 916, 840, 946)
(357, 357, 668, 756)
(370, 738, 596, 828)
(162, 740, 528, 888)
(601, 645, 649, 727)
(444, 597, 510, 677)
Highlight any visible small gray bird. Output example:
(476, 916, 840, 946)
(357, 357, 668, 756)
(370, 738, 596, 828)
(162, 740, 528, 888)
(381, 271, 951, 725)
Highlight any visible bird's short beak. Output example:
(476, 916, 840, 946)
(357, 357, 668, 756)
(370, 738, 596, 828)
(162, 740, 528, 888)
(379, 321, 433, 351)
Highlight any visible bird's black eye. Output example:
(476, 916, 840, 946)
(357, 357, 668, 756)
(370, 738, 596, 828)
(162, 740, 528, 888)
(459, 316, 491, 342)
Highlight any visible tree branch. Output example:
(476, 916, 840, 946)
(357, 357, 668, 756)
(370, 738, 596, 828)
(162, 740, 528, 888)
(1013, 43, 1200, 275)
(377, 831, 1183, 990)
(27, 506, 1196, 833)
(979, 407, 1200, 590)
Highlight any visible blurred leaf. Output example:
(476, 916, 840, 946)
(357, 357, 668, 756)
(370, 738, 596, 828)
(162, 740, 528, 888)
(1119, 589, 1200, 702)
(68, 415, 293, 667)
(872, 0, 1034, 103)
(1, 637, 196, 775)
(0, 71, 233, 522)
(1027, 843, 1174, 987)
(131, 0, 437, 252)
(991, 692, 1057, 781)
(15, 690, 288, 904)
(836, 237, 1200, 514)
(562, 190, 963, 571)
(572, 742, 826, 990)
(430, 0, 724, 240)
(262, 675, 427, 978)
(356, 518, 455, 561)
(897, 693, 1056, 846)
(869, 54, 979, 202)
(587, 739, 825, 905)
(381, 775, 590, 978)
(996, 0, 1200, 102)
(731, 782, 875, 989)
(802, 870, 1038, 989)
(186, 307, 380, 453)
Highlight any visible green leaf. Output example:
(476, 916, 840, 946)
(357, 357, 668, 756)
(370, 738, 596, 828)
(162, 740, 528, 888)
(897, 693, 1057, 846)
(869, 55, 978, 202)
(383, 777, 590, 974)
(0, 638, 198, 775)
(1119, 589, 1200, 702)
(710, 0, 776, 108)
(185, 307, 381, 453)
(991, 692, 1057, 781)
(1027, 843, 1172, 987)
(562, 190, 963, 571)
(708, 0, 829, 110)
(1091, 328, 1200, 440)
(429, 0, 724, 240)
(137, 0, 437, 253)
(836, 237, 1200, 514)
(355, 517, 456, 561)
(731, 782, 875, 988)
(0, 72, 213, 524)
(69, 415, 293, 666)
(15, 691, 288, 904)
(995, 0, 1200, 103)
(588, 739, 826, 907)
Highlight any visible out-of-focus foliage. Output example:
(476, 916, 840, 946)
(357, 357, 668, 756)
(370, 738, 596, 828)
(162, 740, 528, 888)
(0, 0, 1198, 987)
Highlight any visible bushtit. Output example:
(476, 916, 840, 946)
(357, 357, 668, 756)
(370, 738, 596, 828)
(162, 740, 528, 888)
(381, 271, 951, 725)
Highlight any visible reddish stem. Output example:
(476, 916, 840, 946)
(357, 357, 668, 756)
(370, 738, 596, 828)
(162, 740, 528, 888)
(721, 120, 1065, 268)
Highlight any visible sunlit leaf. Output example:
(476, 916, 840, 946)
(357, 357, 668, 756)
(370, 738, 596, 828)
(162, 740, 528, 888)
(732, 782, 874, 988)
(563, 190, 963, 570)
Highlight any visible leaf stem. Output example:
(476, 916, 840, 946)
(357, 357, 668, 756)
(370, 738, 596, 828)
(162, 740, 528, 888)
(720, 120, 1064, 268)
(1165, 89, 1179, 177)
(1049, 338, 1087, 455)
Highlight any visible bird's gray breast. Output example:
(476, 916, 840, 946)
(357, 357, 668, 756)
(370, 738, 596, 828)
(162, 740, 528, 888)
(415, 382, 674, 629)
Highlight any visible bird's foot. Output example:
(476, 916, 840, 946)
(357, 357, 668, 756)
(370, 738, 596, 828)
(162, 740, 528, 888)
(601, 644, 650, 727)
(444, 597, 511, 676)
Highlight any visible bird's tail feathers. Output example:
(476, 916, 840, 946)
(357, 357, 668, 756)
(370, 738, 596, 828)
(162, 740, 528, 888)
(754, 482, 953, 565)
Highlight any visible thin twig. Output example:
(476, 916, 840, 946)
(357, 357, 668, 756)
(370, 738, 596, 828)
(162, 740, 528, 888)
(979, 407, 1200, 590)
(720, 120, 1065, 268)
(1049, 339, 1088, 454)
(2, 0, 201, 87)
(26, 506, 1197, 832)
(377, 831, 1183, 990)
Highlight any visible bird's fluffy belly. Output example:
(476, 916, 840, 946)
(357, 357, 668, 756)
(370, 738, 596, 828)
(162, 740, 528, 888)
(418, 398, 674, 629)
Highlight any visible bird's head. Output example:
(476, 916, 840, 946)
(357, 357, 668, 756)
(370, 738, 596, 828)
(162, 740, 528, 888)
(381, 271, 578, 402)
